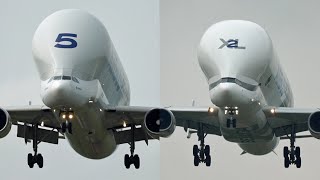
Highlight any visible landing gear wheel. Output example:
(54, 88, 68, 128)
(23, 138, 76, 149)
(296, 156, 301, 168)
(284, 157, 290, 168)
(205, 155, 211, 167)
(61, 122, 67, 133)
(283, 146, 289, 158)
(194, 156, 200, 166)
(124, 154, 130, 169)
(61, 122, 72, 134)
(204, 145, 210, 156)
(67, 122, 72, 134)
(27, 153, 34, 168)
(193, 145, 198, 156)
(232, 119, 236, 128)
(226, 119, 231, 128)
(133, 154, 140, 169)
(37, 154, 43, 168)
(295, 147, 300, 157)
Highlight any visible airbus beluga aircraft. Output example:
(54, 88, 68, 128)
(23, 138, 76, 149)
(0, 9, 169, 169)
(164, 19, 320, 169)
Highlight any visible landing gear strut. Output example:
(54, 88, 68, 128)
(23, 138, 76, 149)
(283, 125, 301, 168)
(193, 123, 211, 167)
(27, 124, 44, 168)
(124, 124, 140, 169)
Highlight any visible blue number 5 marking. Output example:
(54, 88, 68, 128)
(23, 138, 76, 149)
(54, 33, 77, 48)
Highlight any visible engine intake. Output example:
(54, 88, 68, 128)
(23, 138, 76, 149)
(0, 108, 11, 138)
(308, 111, 320, 139)
(143, 108, 176, 138)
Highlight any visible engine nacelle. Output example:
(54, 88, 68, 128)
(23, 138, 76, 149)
(308, 111, 320, 139)
(0, 108, 11, 138)
(143, 108, 176, 139)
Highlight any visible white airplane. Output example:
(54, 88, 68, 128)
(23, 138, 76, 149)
(0, 9, 165, 169)
(0, 9, 318, 170)
(165, 19, 320, 169)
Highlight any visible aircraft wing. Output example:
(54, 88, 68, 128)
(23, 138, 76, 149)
(263, 107, 318, 137)
(167, 106, 222, 136)
(5, 105, 156, 145)
(5, 105, 61, 144)
(104, 105, 222, 144)
(104, 106, 157, 145)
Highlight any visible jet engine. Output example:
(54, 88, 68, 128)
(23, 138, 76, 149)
(308, 111, 320, 139)
(0, 108, 11, 138)
(143, 108, 176, 138)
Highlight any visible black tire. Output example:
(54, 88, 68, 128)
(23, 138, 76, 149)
(124, 154, 130, 169)
(193, 145, 198, 156)
(204, 145, 210, 156)
(226, 119, 230, 128)
(27, 153, 34, 168)
(194, 156, 200, 166)
(295, 147, 300, 157)
(283, 146, 289, 158)
(296, 157, 301, 168)
(232, 119, 236, 128)
(133, 154, 140, 169)
(61, 122, 66, 133)
(284, 157, 290, 168)
(67, 122, 72, 134)
(205, 155, 211, 167)
(37, 154, 43, 168)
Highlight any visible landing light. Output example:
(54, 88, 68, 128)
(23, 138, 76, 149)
(89, 100, 94, 103)
(62, 114, 66, 119)
(270, 108, 275, 114)
(208, 107, 214, 113)
(99, 109, 103, 112)
(41, 121, 44, 127)
(68, 114, 74, 119)
(235, 110, 239, 115)
(123, 121, 127, 128)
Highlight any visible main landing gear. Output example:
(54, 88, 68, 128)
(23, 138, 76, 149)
(193, 123, 211, 167)
(27, 124, 44, 168)
(124, 124, 140, 169)
(283, 125, 301, 168)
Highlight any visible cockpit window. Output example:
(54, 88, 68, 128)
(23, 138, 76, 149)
(62, 76, 71, 80)
(53, 76, 62, 80)
(72, 77, 79, 83)
(209, 77, 259, 91)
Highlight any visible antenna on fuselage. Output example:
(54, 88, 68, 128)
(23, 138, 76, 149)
(192, 99, 195, 107)
(29, 101, 32, 106)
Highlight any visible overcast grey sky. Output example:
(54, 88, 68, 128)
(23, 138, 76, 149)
(160, 0, 320, 179)
(0, 0, 159, 179)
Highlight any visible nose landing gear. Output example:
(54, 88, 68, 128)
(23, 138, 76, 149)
(225, 107, 238, 128)
(59, 110, 74, 134)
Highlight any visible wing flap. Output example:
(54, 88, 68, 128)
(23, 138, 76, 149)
(263, 107, 318, 137)
(17, 124, 59, 144)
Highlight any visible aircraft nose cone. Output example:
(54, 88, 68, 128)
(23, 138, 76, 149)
(42, 81, 73, 107)
(210, 83, 238, 107)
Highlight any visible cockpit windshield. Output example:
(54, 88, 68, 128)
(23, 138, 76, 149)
(209, 77, 259, 91)
(47, 76, 80, 83)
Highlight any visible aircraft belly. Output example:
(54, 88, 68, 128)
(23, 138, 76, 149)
(63, 105, 116, 159)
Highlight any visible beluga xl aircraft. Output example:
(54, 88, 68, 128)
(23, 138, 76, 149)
(161, 20, 320, 169)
